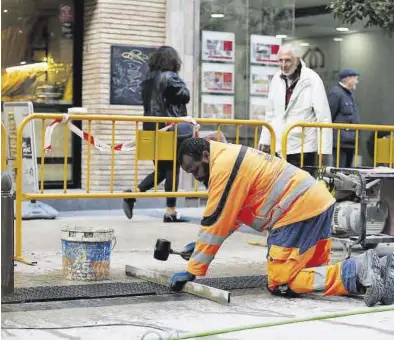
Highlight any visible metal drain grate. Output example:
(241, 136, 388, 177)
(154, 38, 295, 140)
(198, 275, 268, 290)
(2, 275, 267, 304)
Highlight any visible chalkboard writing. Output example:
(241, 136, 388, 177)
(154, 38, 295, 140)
(110, 45, 157, 105)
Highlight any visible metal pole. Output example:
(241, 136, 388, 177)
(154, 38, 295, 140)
(125, 265, 231, 304)
(2, 172, 14, 295)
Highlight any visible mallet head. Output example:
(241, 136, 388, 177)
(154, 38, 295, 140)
(154, 238, 172, 261)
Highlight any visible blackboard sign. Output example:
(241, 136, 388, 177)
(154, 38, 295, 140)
(110, 45, 158, 105)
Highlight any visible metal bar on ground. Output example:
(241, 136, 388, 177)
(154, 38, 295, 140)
(125, 265, 231, 304)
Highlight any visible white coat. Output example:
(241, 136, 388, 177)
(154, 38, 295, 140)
(259, 61, 333, 155)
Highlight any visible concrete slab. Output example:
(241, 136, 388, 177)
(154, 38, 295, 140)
(2, 290, 394, 339)
(15, 208, 271, 287)
(13, 207, 394, 286)
(3, 208, 394, 340)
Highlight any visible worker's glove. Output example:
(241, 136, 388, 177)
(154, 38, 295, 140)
(180, 242, 195, 260)
(168, 271, 196, 292)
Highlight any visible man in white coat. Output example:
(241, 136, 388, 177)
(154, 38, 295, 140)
(259, 44, 332, 175)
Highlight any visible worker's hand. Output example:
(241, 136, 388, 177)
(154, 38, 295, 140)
(183, 241, 195, 253)
(168, 271, 196, 292)
(180, 241, 195, 261)
(258, 144, 271, 154)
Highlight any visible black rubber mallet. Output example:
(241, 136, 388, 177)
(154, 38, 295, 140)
(154, 238, 192, 261)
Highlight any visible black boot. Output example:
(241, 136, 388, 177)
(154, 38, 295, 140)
(267, 284, 300, 298)
(122, 189, 136, 220)
(163, 211, 189, 223)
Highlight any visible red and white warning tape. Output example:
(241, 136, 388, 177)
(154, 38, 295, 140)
(44, 115, 200, 154)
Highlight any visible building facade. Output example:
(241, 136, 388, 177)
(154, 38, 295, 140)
(1, 0, 393, 191)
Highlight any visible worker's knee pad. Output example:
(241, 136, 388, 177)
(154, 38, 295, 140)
(267, 284, 300, 298)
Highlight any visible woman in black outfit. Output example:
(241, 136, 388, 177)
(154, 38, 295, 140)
(123, 46, 192, 223)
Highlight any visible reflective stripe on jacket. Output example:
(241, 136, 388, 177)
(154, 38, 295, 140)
(187, 141, 336, 276)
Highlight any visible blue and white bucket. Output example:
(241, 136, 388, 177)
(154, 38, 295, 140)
(61, 226, 116, 281)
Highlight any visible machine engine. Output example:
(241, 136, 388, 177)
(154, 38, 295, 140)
(332, 201, 388, 237)
(322, 170, 390, 238)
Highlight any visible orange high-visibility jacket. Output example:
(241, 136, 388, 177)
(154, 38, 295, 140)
(187, 141, 336, 276)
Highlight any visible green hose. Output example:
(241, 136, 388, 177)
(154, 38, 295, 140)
(173, 305, 394, 339)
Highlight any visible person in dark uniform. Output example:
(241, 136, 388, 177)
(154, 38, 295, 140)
(328, 69, 361, 168)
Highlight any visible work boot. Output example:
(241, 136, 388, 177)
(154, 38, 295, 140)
(380, 253, 394, 305)
(122, 189, 136, 220)
(163, 211, 189, 223)
(267, 284, 300, 298)
(355, 249, 384, 307)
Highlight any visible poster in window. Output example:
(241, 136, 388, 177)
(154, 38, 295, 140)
(202, 31, 235, 62)
(59, 5, 74, 39)
(250, 66, 278, 95)
(249, 96, 268, 121)
(201, 63, 234, 94)
(110, 45, 158, 105)
(201, 95, 234, 119)
(250, 35, 282, 64)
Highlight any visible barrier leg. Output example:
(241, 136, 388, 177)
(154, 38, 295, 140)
(14, 182, 37, 266)
(1, 173, 14, 295)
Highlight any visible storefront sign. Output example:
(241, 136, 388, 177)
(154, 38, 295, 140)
(110, 45, 157, 105)
(302, 47, 325, 70)
(3, 101, 38, 193)
(2, 101, 59, 219)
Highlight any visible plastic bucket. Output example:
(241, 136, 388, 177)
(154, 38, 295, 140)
(61, 226, 116, 281)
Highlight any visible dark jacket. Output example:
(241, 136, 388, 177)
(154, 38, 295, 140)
(140, 70, 190, 131)
(328, 84, 360, 148)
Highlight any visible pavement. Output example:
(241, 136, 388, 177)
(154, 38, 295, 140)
(2, 206, 394, 340)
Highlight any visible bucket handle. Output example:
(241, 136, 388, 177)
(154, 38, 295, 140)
(111, 236, 117, 251)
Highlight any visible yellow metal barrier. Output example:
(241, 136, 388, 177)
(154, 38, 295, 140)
(376, 135, 394, 165)
(1, 121, 7, 173)
(15, 113, 276, 264)
(282, 122, 394, 168)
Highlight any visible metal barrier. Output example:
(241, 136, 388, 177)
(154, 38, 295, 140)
(282, 122, 394, 168)
(1, 121, 7, 173)
(15, 113, 276, 264)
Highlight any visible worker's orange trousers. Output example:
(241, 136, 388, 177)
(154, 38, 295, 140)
(266, 204, 358, 296)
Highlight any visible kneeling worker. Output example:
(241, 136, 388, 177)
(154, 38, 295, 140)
(168, 138, 394, 307)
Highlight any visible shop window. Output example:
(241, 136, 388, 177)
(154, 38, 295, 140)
(1, 0, 81, 189)
(1, 0, 74, 105)
(198, 0, 295, 145)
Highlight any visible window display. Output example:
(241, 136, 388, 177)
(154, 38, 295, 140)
(250, 35, 282, 65)
(202, 30, 235, 62)
(201, 63, 235, 94)
(1, 0, 74, 105)
(201, 95, 234, 119)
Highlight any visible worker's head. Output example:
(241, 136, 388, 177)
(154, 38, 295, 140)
(178, 138, 210, 188)
(339, 69, 360, 91)
(148, 45, 182, 73)
(278, 44, 301, 77)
